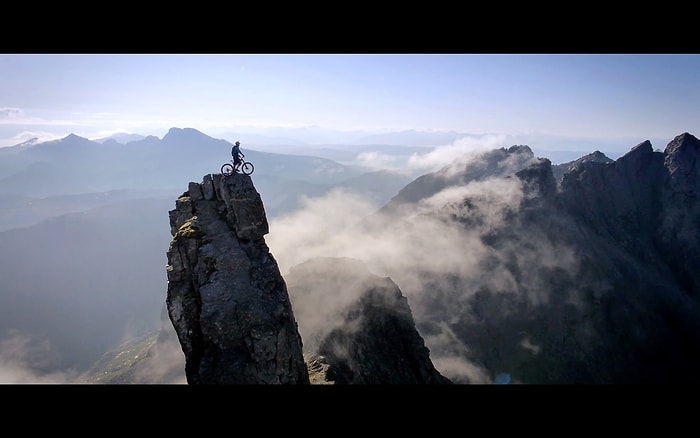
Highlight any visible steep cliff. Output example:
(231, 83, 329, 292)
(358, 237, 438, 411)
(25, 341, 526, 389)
(165, 173, 309, 384)
(368, 133, 700, 383)
(285, 257, 452, 384)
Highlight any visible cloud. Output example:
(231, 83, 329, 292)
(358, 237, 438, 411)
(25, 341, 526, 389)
(267, 168, 521, 380)
(355, 151, 403, 170)
(0, 107, 24, 119)
(0, 330, 80, 383)
(267, 149, 583, 383)
(267, 187, 380, 275)
(2, 130, 65, 146)
(407, 133, 508, 171)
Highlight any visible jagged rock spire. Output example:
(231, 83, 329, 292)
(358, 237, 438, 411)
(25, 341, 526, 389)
(165, 173, 309, 384)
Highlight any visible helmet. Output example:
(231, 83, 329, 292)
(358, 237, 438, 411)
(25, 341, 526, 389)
(235, 141, 240, 146)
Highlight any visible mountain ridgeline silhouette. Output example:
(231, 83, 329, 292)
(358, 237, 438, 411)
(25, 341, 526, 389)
(1, 128, 699, 383)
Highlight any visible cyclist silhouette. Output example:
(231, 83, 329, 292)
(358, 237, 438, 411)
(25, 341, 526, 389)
(231, 141, 244, 171)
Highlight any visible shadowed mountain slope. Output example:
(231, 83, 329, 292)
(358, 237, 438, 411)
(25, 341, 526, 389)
(356, 133, 700, 383)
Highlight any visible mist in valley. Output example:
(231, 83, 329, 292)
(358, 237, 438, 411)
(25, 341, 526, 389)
(267, 143, 585, 383)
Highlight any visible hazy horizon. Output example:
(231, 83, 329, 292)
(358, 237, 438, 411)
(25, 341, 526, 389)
(1, 53, 697, 154)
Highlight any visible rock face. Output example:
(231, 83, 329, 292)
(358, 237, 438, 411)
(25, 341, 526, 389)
(551, 150, 614, 183)
(317, 286, 453, 384)
(374, 133, 700, 383)
(558, 134, 700, 299)
(285, 257, 452, 384)
(659, 133, 700, 300)
(165, 173, 309, 384)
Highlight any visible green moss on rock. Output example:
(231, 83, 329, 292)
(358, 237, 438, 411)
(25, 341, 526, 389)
(176, 217, 203, 239)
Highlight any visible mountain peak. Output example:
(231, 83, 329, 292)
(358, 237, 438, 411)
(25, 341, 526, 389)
(93, 132, 147, 145)
(665, 132, 699, 156)
(163, 127, 206, 140)
(507, 144, 534, 156)
(16, 137, 39, 147)
(64, 133, 87, 141)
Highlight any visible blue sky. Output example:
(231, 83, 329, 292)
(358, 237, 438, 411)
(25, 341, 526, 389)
(1, 53, 698, 152)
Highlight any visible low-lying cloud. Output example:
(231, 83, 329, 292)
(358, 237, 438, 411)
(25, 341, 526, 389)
(0, 107, 23, 119)
(0, 330, 80, 384)
(355, 151, 403, 170)
(267, 149, 583, 383)
(407, 133, 508, 171)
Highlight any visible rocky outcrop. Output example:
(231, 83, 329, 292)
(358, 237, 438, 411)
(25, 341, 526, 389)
(285, 257, 452, 384)
(548, 134, 700, 382)
(551, 150, 614, 183)
(383, 133, 700, 383)
(317, 284, 453, 384)
(165, 173, 309, 384)
(557, 134, 700, 300)
(559, 139, 666, 256)
(658, 133, 700, 299)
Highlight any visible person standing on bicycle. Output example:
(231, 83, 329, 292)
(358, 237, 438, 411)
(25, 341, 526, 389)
(231, 141, 245, 171)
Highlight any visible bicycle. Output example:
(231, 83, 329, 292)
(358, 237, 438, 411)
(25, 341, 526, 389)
(221, 158, 254, 176)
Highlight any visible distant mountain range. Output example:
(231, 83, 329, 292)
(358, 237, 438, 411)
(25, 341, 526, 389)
(85, 127, 646, 164)
(93, 133, 147, 144)
(0, 127, 420, 209)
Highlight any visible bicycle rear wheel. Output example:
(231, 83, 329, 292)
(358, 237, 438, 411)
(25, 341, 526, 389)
(241, 162, 254, 175)
(221, 163, 234, 176)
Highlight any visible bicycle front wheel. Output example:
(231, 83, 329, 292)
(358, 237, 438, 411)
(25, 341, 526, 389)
(221, 163, 234, 176)
(241, 162, 254, 175)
